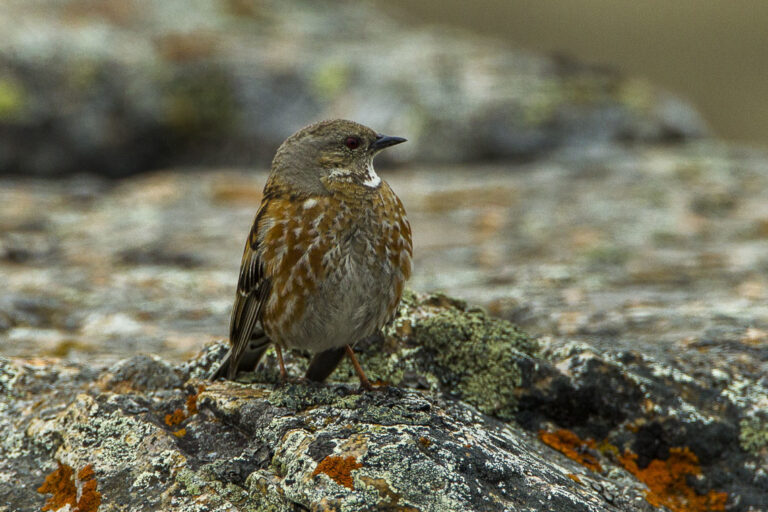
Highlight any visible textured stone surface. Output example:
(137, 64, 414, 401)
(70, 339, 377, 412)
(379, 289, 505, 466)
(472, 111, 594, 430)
(0, 0, 706, 176)
(2, 142, 768, 508)
(2, 292, 766, 510)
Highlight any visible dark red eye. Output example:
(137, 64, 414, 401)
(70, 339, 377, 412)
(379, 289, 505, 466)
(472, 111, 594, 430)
(345, 136, 360, 150)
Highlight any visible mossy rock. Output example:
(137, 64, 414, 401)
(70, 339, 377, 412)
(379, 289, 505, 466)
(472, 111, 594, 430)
(332, 290, 538, 420)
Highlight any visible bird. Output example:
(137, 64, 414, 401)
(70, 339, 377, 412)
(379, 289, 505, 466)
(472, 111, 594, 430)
(210, 119, 412, 389)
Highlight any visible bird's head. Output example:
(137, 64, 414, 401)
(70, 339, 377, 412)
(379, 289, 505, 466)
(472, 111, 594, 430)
(270, 119, 406, 194)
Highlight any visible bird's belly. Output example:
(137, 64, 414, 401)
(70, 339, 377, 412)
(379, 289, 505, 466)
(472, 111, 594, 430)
(280, 244, 396, 352)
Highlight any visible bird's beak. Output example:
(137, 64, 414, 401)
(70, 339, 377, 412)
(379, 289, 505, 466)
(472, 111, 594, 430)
(371, 134, 407, 152)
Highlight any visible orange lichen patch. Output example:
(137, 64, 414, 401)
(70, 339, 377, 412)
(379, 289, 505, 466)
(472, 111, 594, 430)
(619, 447, 727, 512)
(76, 465, 95, 482)
(538, 429, 603, 472)
(173, 428, 187, 438)
(312, 455, 363, 489)
(74, 464, 102, 512)
(567, 473, 582, 484)
(165, 408, 186, 427)
(186, 384, 205, 415)
(418, 436, 432, 448)
(165, 385, 205, 428)
(38, 462, 101, 512)
(38, 462, 76, 511)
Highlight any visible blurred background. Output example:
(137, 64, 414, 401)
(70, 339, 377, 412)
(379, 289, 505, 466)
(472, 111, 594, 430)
(386, 0, 768, 148)
(1, 0, 768, 370)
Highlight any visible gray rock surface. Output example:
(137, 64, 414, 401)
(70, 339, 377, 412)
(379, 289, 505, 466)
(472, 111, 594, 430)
(2, 290, 766, 510)
(0, 294, 651, 511)
(2, 140, 768, 508)
(0, 0, 706, 176)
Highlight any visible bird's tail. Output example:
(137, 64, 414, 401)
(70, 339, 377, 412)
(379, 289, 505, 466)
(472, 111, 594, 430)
(209, 330, 271, 380)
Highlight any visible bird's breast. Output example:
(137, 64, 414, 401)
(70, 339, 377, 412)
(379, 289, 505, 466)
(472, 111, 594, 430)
(259, 183, 412, 347)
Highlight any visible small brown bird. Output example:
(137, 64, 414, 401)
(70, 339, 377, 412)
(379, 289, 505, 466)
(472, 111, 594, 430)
(212, 119, 412, 388)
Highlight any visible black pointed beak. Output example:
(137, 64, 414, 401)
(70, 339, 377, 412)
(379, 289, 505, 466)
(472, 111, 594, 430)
(371, 134, 407, 152)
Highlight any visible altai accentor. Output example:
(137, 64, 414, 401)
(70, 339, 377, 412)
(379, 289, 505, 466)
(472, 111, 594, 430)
(211, 119, 412, 389)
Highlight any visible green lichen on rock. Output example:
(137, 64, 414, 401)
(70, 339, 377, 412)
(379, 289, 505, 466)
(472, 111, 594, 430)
(333, 290, 538, 420)
(267, 381, 348, 410)
(177, 466, 255, 510)
(739, 415, 768, 453)
(0, 78, 26, 120)
(310, 60, 351, 100)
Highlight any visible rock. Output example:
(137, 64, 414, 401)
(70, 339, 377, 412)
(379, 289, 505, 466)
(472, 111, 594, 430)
(2, 365, 653, 511)
(99, 354, 183, 393)
(2, 291, 766, 510)
(0, 0, 706, 177)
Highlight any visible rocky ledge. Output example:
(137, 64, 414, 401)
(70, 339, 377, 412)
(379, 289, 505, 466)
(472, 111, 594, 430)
(2, 291, 765, 511)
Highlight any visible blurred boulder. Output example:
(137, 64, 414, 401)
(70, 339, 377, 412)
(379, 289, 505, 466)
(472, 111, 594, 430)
(0, 0, 707, 177)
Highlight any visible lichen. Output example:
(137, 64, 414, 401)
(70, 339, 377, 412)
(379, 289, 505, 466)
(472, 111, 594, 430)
(0, 78, 25, 120)
(538, 429, 603, 472)
(38, 461, 101, 512)
(0, 357, 21, 398)
(739, 415, 768, 453)
(311, 60, 351, 100)
(393, 292, 537, 419)
(619, 447, 727, 512)
(186, 384, 204, 414)
(266, 381, 347, 410)
(326, 291, 536, 420)
(312, 455, 363, 489)
(75, 465, 102, 512)
(38, 462, 77, 511)
(165, 408, 186, 427)
(165, 384, 205, 428)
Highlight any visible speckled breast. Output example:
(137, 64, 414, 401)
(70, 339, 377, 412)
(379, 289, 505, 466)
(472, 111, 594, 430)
(259, 182, 412, 352)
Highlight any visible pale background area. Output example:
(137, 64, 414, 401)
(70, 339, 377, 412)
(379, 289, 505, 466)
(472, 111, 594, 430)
(383, 0, 768, 148)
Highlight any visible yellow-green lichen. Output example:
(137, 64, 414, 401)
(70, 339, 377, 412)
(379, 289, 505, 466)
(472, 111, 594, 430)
(0, 78, 26, 120)
(310, 60, 351, 100)
(267, 381, 345, 410)
(617, 78, 655, 114)
(523, 83, 563, 126)
(739, 416, 768, 453)
(404, 299, 536, 420)
(336, 291, 537, 420)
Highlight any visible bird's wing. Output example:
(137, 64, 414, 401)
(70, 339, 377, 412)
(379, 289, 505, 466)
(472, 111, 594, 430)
(227, 203, 273, 379)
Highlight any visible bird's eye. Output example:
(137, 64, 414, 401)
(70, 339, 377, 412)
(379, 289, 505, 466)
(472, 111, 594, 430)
(345, 136, 361, 150)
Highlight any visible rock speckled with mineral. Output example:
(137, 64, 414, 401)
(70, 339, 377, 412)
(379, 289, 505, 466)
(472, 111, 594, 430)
(2, 294, 652, 511)
(2, 292, 766, 510)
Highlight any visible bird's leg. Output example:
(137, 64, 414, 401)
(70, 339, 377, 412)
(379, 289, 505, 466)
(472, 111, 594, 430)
(345, 345, 373, 391)
(275, 345, 288, 382)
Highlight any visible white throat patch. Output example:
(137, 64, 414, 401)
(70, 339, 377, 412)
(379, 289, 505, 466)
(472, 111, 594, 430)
(328, 168, 353, 179)
(362, 162, 381, 188)
(328, 163, 381, 189)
